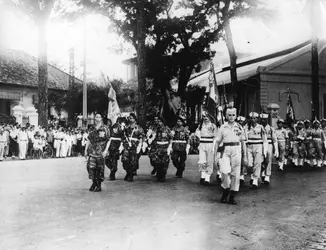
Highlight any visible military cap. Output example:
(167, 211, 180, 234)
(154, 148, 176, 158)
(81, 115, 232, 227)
(249, 112, 259, 118)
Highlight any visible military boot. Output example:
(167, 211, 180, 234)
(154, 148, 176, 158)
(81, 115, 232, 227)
(220, 188, 230, 203)
(127, 172, 134, 182)
(89, 180, 96, 191)
(109, 170, 116, 181)
(228, 191, 237, 205)
(124, 172, 129, 181)
(94, 180, 102, 192)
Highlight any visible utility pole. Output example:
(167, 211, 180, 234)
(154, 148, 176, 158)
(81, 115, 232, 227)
(82, 15, 87, 127)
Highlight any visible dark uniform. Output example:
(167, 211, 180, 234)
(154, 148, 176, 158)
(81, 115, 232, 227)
(105, 123, 124, 180)
(121, 124, 144, 182)
(86, 124, 110, 192)
(147, 123, 159, 175)
(149, 125, 172, 182)
(171, 125, 190, 178)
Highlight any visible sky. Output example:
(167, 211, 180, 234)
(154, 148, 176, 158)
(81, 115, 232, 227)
(1, 0, 325, 82)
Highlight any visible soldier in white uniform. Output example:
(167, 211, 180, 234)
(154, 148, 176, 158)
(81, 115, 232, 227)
(237, 116, 247, 187)
(260, 113, 279, 185)
(195, 111, 218, 186)
(0, 128, 7, 161)
(245, 112, 267, 189)
(215, 108, 247, 205)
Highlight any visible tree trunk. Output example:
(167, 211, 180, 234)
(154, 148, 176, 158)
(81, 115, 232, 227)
(224, 18, 238, 108)
(178, 64, 194, 100)
(38, 21, 48, 129)
(136, 7, 147, 127)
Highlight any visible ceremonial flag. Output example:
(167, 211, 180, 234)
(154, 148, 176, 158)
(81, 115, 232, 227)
(206, 63, 221, 124)
(286, 93, 295, 123)
(98, 73, 120, 124)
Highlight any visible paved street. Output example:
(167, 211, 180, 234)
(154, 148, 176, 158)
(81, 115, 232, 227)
(1, 156, 326, 250)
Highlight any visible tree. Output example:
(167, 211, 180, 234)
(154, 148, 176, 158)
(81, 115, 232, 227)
(11, 0, 55, 129)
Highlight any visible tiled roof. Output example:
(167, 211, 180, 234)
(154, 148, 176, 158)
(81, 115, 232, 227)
(0, 49, 82, 90)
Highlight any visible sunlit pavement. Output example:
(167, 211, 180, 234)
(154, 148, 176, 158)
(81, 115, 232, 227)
(1, 156, 326, 250)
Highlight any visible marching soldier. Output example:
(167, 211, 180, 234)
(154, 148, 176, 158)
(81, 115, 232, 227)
(215, 108, 247, 205)
(146, 116, 159, 176)
(195, 110, 218, 186)
(321, 118, 326, 166)
(171, 116, 190, 178)
(260, 113, 278, 184)
(121, 113, 144, 182)
(275, 119, 288, 171)
(85, 113, 110, 192)
(284, 121, 295, 167)
(292, 121, 307, 167)
(310, 120, 325, 167)
(149, 118, 172, 182)
(245, 112, 267, 189)
(104, 117, 125, 181)
(303, 120, 313, 166)
(237, 116, 247, 187)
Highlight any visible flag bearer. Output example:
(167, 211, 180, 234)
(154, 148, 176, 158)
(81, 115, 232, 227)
(310, 120, 325, 167)
(292, 121, 307, 167)
(104, 117, 125, 181)
(195, 110, 218, 186)
(18, 127, 28, 160)
(121, 113, 144, 182)
(237, 116, 247, 187)
(275, 119, 288, 171)
(260, 113, 278, 185)
(171, 116, 190, 178)
(215, 108, 247, 205)
(245, 112, 267, 189)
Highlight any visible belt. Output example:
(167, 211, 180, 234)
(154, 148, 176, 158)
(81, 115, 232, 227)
(306, 137, 312, 140)
(247, 140, 263, 145)
(200, 138, 214, 142)
(223, 142, 240, 147)
(173, 140, 187, 143)
(110, 137, 121, 141)
(312, 138, 322, 141)
(129, 138, 139, 141)
(157, 141, 169, 145)
(19, 140, 28, 141)
(278, 139, 286, 142)
(201, 136, 213, 139)
(267, 139, 272, 144)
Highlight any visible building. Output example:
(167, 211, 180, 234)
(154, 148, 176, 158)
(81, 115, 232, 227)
(0, 48, 81, 124)
(188, 39, 326, 120)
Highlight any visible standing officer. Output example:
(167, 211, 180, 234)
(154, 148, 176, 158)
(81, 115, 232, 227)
(18, 126, 28, 160)
(104, 117, 125, 181)
(171, 116, 190, 178)
(260, 113, 278, 184)
(195, 110, 218, 186)
(303, 120, 313, 166)
(215, 108, 247, 205)
(275, 119, 288, 171)
(245, 112, 267, 189)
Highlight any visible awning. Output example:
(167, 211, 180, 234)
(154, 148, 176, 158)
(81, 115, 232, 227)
(187, 54, 287, 89)
(0, 91, 21, 101)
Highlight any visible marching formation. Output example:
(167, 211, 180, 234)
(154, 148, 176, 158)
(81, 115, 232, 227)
(84, 110, 326, 205)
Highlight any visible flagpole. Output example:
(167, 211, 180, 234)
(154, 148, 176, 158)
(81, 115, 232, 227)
(83, 15, 87, 127)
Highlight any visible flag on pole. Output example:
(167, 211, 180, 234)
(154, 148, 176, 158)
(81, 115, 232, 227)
(286, 93, 295, 124)
(206, 62, 221, 124)
(98, 73, 120, 124)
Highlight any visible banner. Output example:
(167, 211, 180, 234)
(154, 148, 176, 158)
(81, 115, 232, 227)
(286, 93, 295, 124)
